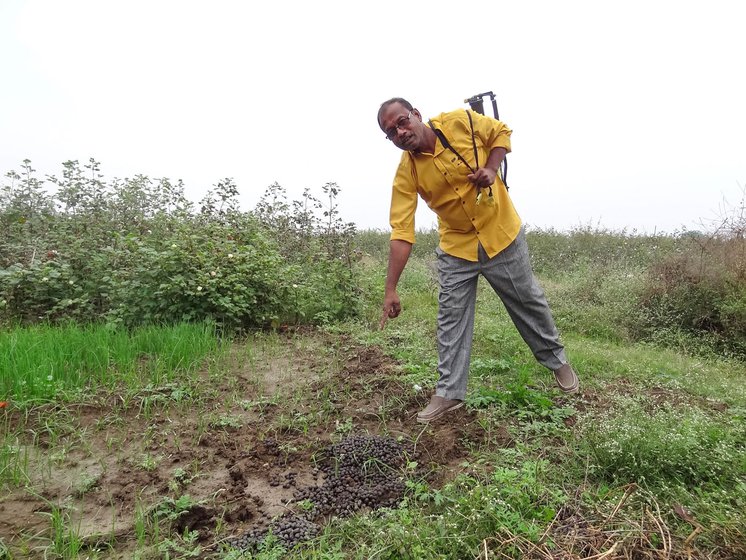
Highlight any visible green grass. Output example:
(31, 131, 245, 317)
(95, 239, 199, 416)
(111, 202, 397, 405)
(582, 397, 746, 487)
(0, 322, 224, 402)
(0, 432, 30, 487)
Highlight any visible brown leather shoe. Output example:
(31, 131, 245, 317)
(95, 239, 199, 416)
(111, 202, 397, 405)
(416, 395, 464, 424)
(553, 364, 579, 393)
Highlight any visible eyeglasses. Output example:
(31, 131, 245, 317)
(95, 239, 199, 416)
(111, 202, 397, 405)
(384, 111, 412, 140)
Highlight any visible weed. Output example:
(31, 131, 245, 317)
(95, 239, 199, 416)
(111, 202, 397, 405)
(278, 442, 299, 464)
(42, 504, 84, 559)
(0, 436, 30, 487)
(152, 494, 203, 525)
(466, 369, 574, 427)
(470, 356, 513, 378)
(210, 414, 243, 430)
(134, 501, 147, 549)
(137, 453, 162, 472)
(167, 466, 198, 494)
(333, 417, 354, 437)
(277, 411, 311, 435)
(73, 472, 100, 497)
(297, 499, 315, 513)
(157, 529, 202, 558)
(239, 394, 280, 413)
(583, 397, 746, 488)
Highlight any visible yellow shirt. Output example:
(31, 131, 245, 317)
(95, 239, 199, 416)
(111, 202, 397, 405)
(389, 109, 521, 261)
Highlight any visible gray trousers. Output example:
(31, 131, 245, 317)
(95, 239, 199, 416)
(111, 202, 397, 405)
(435, 228, 566, 400)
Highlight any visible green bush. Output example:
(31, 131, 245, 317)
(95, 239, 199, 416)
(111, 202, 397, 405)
(107, 221, 291, 328)
(0, 160, 361, 330)
(638, 234, 746, 357)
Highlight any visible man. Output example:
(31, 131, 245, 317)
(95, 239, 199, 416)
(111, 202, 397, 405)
(377, 97, 578, 424)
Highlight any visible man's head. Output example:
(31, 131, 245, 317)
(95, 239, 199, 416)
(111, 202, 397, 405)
(378, 98, 430, 152)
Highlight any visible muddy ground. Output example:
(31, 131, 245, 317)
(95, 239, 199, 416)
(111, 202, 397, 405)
(0, 333, 503, 557)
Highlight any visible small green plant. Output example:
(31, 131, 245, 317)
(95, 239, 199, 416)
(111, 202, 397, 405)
(209, 414, 242, 430)
(333, 417, 354, 436)
(0, 436, 30, 487)
(277, 411, 311, 435)
(297, 499, 315, 513)
(43, 505, 84, 559)
(167, 466, 196, 493)
(278, 442, 299, 464)
(466, 370, 573, 425)
(150, 494, 203, 541)
(134, 501, 147, 549)
(157, 528, 202, 558)
(239, 395, 279, 412)
(72, 472, 100, 497)
(469, 357, 512, 378)
(137, 453, 162, 472)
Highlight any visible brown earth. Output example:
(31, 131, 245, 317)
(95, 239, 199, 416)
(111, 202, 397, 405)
(0, 332, 506, 558)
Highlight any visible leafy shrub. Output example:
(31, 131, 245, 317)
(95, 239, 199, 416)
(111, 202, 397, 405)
(638, 233, 746, 357)
(253, 182, 361, 324)
(107, 220, 290, 328)
(0, 160, 361, 330)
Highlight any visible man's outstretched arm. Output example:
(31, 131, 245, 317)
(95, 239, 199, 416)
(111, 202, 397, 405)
(380, 239, 412, 329)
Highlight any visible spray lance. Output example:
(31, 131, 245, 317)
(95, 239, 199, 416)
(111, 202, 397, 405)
(464, 91, 509, 193)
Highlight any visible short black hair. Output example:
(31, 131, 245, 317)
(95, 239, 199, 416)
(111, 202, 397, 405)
(377, 97, 413, 129)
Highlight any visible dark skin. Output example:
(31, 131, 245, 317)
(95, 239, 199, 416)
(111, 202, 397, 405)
(378, 101, 507, 329)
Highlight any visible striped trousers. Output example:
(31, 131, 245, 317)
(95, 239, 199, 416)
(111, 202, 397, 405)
(435, 227, 567, 400)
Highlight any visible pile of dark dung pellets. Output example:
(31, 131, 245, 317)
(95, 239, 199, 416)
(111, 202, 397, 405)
(225, 434, 417, 552)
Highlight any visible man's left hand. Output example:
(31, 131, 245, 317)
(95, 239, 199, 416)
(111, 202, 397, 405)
(467, 167, 497, 189)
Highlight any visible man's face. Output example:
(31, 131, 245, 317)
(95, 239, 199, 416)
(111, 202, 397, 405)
(379, 102, 424, 151)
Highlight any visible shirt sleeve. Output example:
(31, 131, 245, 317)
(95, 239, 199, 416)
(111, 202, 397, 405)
(389, 155, 418, 244)
(470, 110, 512, 154)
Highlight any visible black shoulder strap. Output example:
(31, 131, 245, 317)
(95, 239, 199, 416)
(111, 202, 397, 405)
(466, 109, 510, 190)
(428, 110, 509, 191)
(465, 110, 479, 170)
(428, 110, 478, 174)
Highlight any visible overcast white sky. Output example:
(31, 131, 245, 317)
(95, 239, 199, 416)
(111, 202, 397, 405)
(2, 0, 744, 234)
